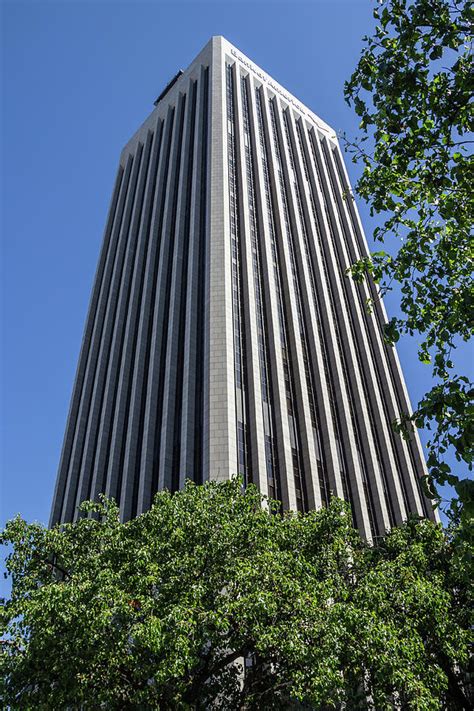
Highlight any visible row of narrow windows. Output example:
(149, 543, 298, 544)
(225, 62, 428, 533)
(55, 70, 209, 524)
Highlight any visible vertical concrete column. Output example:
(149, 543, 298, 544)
(271, 99, 327, 511)
(82, 149, 142, 516)
(259, 87, 319, 512)
(320, 140, 413, 522)
(104, 122, 162, 521)
(62, 151, 140, 524)
(93, 131, 156, 516)
(119, 112, 173, 519)
(298, 121, 373, 538)
(313, 138, 406, 524)
(204, 37, 238, 483)
(180, 67, 209, 488)
(286, 112, 345, 502)
(158, 82, 197, 492)
(233, 67, 268, 493)
(50, 161, 125, 526)
(247, 78, 296, 510)
(94, 138, 151, 508)
(331, 142, 435, 520)
(307, 130, 392, 534)
(138, 100, 185, 513)
(276, 102, 351, 509)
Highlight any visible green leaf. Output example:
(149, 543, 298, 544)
(1, 481, 472, 708)
(343, 0, 473, 526)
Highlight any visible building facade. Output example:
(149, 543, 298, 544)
(50, 37, 436, 538)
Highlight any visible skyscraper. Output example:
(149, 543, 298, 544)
(50, 36, 436, 538)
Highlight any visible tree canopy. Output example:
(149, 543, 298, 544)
(1, 479, 472, 709)
(344, 0, 473, 526)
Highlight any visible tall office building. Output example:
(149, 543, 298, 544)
(50, 37, 436, 538)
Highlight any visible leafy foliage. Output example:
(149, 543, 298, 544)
(1, 479, 472, 709)
(343, 0, 473, 525)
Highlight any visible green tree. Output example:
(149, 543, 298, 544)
(343, 0, 473, 525)
(1, 479, 472, 709)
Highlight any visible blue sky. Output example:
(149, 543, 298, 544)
(2, 0, 471, 539)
